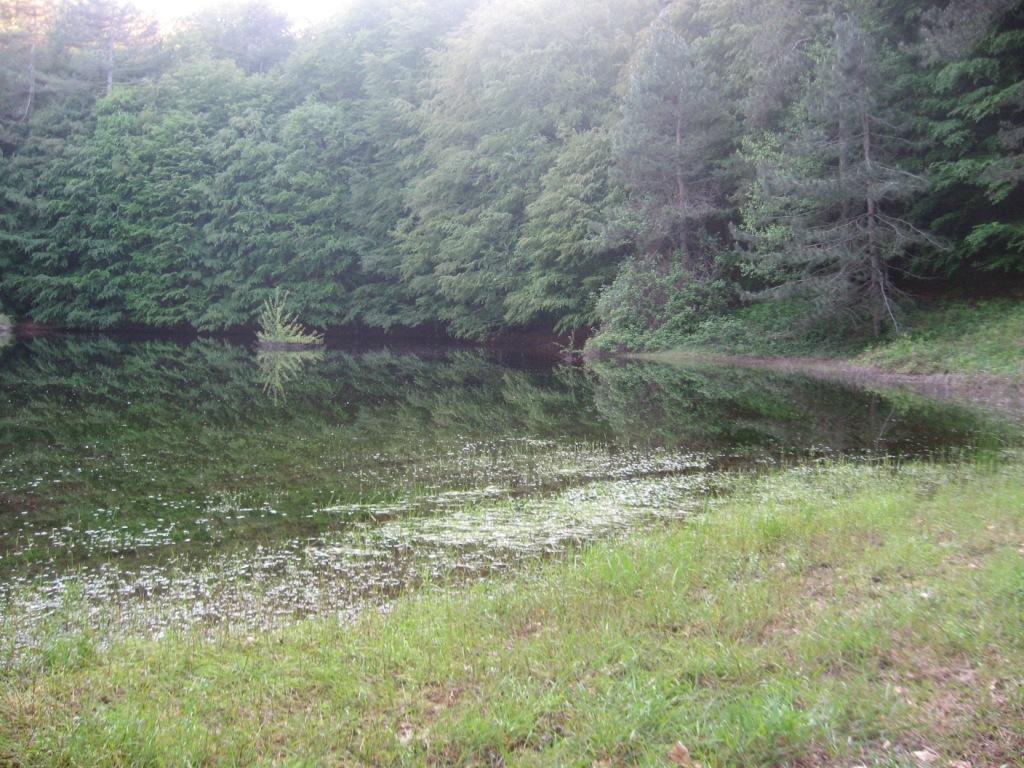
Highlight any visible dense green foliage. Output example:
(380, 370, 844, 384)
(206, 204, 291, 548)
(0, 0, 1021, 340)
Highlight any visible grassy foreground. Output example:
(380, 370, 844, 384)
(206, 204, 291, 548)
(2, 460, 1023, 767)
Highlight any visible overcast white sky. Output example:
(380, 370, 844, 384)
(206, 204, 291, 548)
(134, 0, 356, 29)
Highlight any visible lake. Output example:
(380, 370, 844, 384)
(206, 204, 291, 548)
(0, 334, 1014, 658)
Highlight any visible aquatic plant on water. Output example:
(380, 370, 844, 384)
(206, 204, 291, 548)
(256, 290, 324, 349)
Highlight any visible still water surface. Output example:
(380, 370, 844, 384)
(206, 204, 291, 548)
(0, 334, 1014, 654)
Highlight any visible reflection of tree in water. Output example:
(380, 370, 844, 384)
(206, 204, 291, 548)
(0, 336, 1009, 545)
(0, 331, 11, 352)
(2, 337, 1007, 460)
(585, 360, 1011, 455)
(0, 339, 601, 534)
(0, 334, 1013, 595)
(256, 348, 325, 403)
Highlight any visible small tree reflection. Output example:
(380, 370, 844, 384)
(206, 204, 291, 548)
(257, 348, 325, 403)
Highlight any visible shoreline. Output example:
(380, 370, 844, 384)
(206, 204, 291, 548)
(3, 322, 578, 356)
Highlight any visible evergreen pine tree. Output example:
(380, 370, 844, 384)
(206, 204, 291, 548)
(740, 10, 938, 334)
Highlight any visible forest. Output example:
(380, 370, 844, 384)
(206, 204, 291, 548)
(4, 4, 1024, 763)
(1, 0, 1022, 344)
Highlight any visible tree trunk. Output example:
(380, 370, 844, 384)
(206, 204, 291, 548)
(862, 98, 896, 336)
(838, 105, 850, 222)
(869, 223, 883, 337)
(105, 36, 114, 96)
(675, 112, 690, 264)
(21, 39, 36, 121)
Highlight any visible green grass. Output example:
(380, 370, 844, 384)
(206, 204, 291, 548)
(857, 300, 1024, 376)
(606, 298, 1024, 379)
(2, 458, 1022, 766)
(669, 300, 873, 358)
(587, 299, 876, 359)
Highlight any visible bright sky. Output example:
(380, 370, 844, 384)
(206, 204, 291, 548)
(134, 0, 356, 29)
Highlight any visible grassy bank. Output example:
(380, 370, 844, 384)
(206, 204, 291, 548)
(2, 458, 1022, 767)
(595, 299, 1024, 379)
(856, 301, 1024, 376)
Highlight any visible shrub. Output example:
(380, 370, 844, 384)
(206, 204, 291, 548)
(589, 253, 733, 352)
(256, 290, 324, 349)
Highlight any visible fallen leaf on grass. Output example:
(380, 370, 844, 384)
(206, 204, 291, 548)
(669, 742, 702, 767)
(397, 722, 414, 746)
(913, 749, 939, 764)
